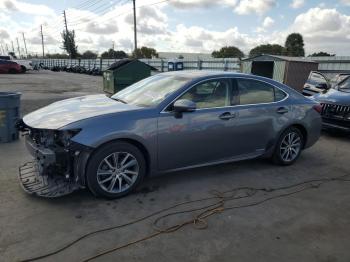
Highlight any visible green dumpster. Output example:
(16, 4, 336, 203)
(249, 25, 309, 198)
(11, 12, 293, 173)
(103, 59, 157, 94)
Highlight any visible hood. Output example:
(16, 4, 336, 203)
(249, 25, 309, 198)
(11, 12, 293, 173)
(313, 88, 350, 105)
(23, 94, 141, 129)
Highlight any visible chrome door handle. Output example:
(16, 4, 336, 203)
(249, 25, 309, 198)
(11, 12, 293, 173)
(277, 107, 288, 114)
(219, 112, 236, 120)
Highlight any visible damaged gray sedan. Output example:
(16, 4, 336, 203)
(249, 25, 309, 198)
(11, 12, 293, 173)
(18, 71, 322, 199)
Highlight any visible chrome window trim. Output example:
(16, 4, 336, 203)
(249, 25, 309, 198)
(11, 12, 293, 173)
(160, 76, 289, 113)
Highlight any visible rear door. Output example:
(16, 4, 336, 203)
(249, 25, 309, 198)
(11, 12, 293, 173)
(231, 78, 288, 155)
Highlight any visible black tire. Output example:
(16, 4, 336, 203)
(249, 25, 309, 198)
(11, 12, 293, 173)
(21, 66, 26, 73)
(272, 127, 304, 166)
(86, 141, 146, 199)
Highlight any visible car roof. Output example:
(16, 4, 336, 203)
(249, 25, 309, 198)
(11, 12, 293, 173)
(161, 70, 254, 78)
(160, 70, 282, 85)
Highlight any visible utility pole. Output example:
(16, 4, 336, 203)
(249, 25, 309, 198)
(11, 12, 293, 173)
(5, 43, 9, 53)
(11, 40, 15, 53)
(40, 25, 45, 58)
(132, 0, 137, 57)
(0, 44, 4, 54)
(22, 33, 28, 58)
(63, 10, 68, 33)
(63, 10, 71, 58)
(16, 37, 21, 58)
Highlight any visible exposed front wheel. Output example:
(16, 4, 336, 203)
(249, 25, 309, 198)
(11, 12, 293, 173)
(272, 127, 304, 165)
(86, 142, 146, 199)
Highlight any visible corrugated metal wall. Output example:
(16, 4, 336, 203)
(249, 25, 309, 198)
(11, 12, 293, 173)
(284, 61, 318, 92)
(241, 61, 252, 74)
(272, 61, 285, 83)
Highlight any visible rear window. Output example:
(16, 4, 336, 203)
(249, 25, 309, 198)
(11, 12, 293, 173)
(236, 79, 286, 105)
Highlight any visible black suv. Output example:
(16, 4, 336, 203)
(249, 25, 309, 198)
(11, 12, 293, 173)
(312, 76, 350, 132)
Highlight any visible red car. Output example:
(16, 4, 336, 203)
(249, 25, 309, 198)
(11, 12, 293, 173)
(0, 59, 22, 74)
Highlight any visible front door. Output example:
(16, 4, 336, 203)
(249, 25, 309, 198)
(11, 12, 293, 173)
(157, 78, 239, 171)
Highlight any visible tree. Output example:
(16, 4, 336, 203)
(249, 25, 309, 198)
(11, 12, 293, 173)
(309, 52, 335, 57)
(284, 33, 305, 57)
(81, 50, 98, 59)
(61, 30, 78, 58)
(212, 46, 244, 58)
(100, 49, 128, 59)
(45, 53, 69, 59)
(132, 46, 158, 59)
(249, 44, 284, 57)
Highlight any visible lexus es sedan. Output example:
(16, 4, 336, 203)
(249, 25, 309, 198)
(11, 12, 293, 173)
(18, 71, 322, 199)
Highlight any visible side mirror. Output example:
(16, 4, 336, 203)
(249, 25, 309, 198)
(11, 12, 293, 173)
(316, 83, 330, 90)
(173, 99, 196, 113)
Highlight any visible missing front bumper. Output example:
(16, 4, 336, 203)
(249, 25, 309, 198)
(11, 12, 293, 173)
(18, 161, 80, 198)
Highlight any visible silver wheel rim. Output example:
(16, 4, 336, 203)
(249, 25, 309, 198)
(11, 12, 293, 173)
(97, 152, 139, 194)
(280, 132, 301, 162)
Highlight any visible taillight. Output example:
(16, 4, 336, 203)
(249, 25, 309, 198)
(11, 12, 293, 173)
(313, 104, 323, 114)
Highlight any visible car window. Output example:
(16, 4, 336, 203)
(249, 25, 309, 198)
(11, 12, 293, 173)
(237, 79, 276, 105)
(177, 79, 231, 109)
(112, 75, 190, 107)
(275, 88, 287, 101)
(309, 72, 327, 85)
(338, 77, 350, 92)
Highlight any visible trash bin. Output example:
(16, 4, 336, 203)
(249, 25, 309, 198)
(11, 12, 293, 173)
(0, 92, 21, 143)
(168, 60, 184, 71)
(103, 59, 157, 94)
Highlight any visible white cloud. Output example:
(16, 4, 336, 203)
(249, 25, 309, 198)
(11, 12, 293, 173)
(0, 28, 10, 39)
(290, 7, 350, 54)
(0, 0, 56, 16)
(168, 0, 237, 9)
(1, 0, 350, 57)
(340, 0, 350, 6)
(234, 0, 276, 15)
(256, 16, 275, 33)
(290, 0, 305, 9)
(263, 16, 275, 27)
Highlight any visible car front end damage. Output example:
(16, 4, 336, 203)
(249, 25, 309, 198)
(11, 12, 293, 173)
(17, 120, 92, 197)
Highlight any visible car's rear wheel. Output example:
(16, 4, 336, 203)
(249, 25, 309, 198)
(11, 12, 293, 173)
(272, 127, 304, 165)
(21, 66, 26, 73)
(86, 141, 146, 199)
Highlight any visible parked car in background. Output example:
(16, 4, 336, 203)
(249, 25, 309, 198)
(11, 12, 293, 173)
(302, 71, 350, 96)
(18, 71, 322, 199)
(0, 55, 32, 72)
(0, 59, 22, 74)
(312, 76, 350, 132)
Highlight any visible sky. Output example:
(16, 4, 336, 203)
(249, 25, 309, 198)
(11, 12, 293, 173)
(0, 0, 350, 56)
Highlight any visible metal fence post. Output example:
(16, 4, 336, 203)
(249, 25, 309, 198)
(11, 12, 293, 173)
(198, 59, 202, 70)
(100, 58, 102, 70)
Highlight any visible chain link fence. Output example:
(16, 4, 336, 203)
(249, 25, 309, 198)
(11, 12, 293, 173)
(31, 58, 241, 72)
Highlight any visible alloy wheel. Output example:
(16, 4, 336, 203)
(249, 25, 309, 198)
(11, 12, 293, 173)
(280, 132, 302, 162)
(96, 152, 139, 194)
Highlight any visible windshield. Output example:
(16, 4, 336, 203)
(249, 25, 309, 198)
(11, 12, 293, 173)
(112, 75, 190, 107)
(337, 77, 350, 92)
